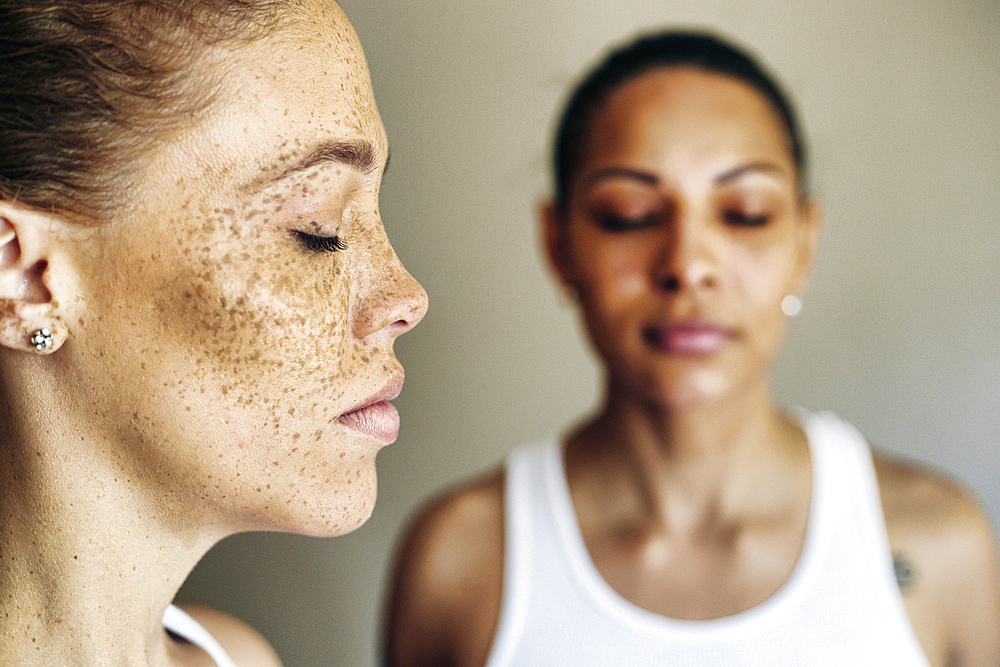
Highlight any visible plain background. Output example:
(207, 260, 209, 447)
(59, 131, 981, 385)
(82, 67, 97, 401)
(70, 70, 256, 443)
(178, 1, 1000, 665)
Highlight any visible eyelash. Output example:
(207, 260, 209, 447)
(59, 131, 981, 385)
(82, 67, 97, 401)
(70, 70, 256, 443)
(293, 231, 348, 252)
(594, 210, 770, 230)
(723, 211, 770, 227)
(597, 213, 658, 232)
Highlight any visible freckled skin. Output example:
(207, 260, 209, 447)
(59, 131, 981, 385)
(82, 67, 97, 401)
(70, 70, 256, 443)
(55, 0, 426, 537)
(0, 3, 427, 662)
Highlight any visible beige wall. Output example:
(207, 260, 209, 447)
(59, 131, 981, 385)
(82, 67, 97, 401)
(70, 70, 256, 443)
(179, 1, 1000, 665)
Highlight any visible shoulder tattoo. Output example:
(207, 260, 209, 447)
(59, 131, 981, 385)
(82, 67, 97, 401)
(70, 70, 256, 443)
(892, 551, 916, 595)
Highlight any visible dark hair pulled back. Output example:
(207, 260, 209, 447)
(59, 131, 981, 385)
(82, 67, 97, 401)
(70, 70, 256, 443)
(553, 30, 806, 215)
(0, 0, 296, 218)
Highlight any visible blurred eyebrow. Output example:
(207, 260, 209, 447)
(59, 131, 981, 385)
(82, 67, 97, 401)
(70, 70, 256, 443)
(252, 139, 385, 191)
(579, 167, 659, 189)
(580, 162, 790, 190)
(714, 162, 788, 184)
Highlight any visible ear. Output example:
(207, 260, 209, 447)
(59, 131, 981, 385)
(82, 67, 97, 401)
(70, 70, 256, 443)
(540, 200, 577, 297)
(790, 197, 823, 296)
(0, 199, 68, 354)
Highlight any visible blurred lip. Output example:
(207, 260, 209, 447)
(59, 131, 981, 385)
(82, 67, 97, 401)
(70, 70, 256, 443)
(338, 375, 404, 444)
(643, 320, 736, 356)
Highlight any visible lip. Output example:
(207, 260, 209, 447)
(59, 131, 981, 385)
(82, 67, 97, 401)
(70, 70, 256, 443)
(338, 375, 404, 444)
(643, 321, 736, 356)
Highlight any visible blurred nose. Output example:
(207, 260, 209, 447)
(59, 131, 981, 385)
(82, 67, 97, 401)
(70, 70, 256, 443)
(653, 205, 719, 293)
(353, 227, 428, 341)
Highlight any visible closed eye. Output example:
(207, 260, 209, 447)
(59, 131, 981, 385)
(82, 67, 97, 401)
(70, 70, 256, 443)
(596, 212, 658, 232)
(293, 231, 347, 252)
(723, 211, 770, 227)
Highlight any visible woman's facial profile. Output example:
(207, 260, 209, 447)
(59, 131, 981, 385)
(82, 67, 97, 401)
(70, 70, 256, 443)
(48, 0, 426, 537)
(551, 66, 818, 409)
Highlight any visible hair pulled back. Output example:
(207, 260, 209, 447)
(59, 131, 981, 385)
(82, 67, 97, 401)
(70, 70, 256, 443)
(553, 30, 806, 214)
(0, 0, 298, 218)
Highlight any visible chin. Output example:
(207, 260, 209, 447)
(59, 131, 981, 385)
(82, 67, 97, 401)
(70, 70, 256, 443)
(627, 364, 726, 407)
(236, 460, 380, 538)
(296, 466, 379, 538)
(255, 492, 377, 538)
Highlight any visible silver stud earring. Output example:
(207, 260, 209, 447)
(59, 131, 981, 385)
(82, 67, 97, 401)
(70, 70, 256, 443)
(30, 328, 54, 351)
(781, 295, 802, 318)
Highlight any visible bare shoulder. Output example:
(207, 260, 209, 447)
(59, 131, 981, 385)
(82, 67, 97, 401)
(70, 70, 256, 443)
(384, 469, 505, 667)
(873, 451, 996, 569)
(872, 451, 1000, 665)
(175, 603, 283, 667)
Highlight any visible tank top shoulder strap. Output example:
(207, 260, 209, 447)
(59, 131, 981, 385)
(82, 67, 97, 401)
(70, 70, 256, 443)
(488, 440, 558, 667)
(162, 604, 239, 667)
(800, 411, 929, 662)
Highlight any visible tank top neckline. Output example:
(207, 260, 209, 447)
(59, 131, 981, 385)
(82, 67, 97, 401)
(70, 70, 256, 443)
(543, 411, 834, 638)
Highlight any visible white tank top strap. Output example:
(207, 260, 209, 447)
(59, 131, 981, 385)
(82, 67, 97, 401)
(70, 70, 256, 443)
(487, 444, 546, 667)
(803, 411, 929, 658)
(162, 604, 239, 667)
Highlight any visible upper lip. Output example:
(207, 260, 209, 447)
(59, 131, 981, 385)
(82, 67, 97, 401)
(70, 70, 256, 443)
(652, 318, 734, 334)
(343, 374, 404, 415)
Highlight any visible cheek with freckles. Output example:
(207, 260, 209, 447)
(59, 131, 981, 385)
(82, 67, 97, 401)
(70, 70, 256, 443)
(162, 200, 352, 393)
(84, 183, 386, 534)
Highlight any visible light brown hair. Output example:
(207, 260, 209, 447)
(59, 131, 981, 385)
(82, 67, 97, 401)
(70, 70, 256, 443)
(0, 0, 298, 219)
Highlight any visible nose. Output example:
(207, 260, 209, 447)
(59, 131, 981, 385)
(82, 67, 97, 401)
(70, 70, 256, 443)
(352, 235, 428, 342)
(653, 205, 719, 293)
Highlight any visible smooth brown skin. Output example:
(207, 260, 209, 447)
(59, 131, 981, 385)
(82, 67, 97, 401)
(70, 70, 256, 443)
(385, 68, 1000, 667)
(0, 1, 426, 665)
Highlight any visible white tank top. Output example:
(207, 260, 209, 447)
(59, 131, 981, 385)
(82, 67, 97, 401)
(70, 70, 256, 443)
(162, 604, 238, 667)
(487, 411, 930, 666)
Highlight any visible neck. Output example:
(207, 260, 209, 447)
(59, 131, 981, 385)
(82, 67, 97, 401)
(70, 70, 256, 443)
(0, 394, 221, 666)
(598, 376, 787, 458)
(569, 378, 808, 534)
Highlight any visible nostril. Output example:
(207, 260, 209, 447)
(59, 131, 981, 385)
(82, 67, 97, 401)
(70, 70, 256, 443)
(659, 274, 681, 292)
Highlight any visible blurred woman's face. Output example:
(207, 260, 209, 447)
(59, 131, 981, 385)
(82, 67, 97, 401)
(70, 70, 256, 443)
(59, 0, 426, 536)
(551, 67, 817, 410)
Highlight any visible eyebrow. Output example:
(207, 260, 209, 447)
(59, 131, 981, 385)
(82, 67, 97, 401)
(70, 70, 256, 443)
(579, 161, 789, 190)
(713, 162, 789, 184)
(251, 139, 386, 192)
(579, 167, 659, 189)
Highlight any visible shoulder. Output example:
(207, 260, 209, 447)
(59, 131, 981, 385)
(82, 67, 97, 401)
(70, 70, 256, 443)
(384, 469, 505, 667)
(873, 451, 996, 572)
(174, 603, 283, 667)
(391, 469, 505, 604)
(872, 451, 1000, 664)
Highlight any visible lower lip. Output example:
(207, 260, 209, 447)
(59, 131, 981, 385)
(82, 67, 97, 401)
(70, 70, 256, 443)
(644, 326, 733, 355)
(338, 401, 400, 443)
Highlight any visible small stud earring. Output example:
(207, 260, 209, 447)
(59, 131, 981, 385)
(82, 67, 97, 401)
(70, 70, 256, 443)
(781, 295, 802, 318)
(30, 328, 54, 351)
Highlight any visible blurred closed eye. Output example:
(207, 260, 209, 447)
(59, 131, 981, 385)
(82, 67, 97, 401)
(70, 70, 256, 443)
(596, 212, 658, 232)
(722, 211, 770, 227)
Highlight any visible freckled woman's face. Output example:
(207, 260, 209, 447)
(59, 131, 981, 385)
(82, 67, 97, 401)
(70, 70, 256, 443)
(63, 0, 426, 536)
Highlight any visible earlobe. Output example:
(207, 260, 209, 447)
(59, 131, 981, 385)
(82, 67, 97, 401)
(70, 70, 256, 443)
(0, 200, 68, 354)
